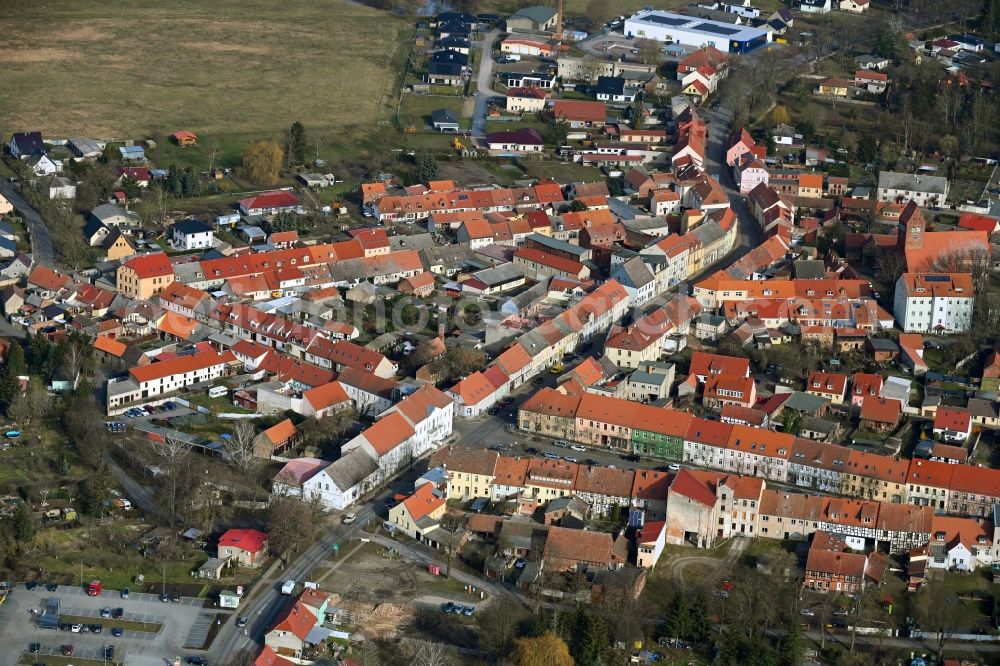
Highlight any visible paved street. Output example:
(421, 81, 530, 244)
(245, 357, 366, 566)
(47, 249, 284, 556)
(0, 179, 54, 266)
(471, 29, 499, 143)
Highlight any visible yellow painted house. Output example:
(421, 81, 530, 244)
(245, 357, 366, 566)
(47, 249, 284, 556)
(388, 483, 446, 541)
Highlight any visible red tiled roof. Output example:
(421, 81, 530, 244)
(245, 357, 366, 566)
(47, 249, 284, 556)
(449, 371, 497, 406)
(94, 335, 126, 357)
(122, 252, 173, 279)
(219, 528, 268, 553)
(129, 350, 232, 384)
(239, 190, 301, 211)
(364, 411, 415, 456)
(270, 601, 316, 640)
(552, 99, 606, 123)
(403, 483, 445, 521)
(860, 396, 901, 424)
(670, 468, 717, 507)
(934, 407, 971, 433)
(303, 381, 351, 412)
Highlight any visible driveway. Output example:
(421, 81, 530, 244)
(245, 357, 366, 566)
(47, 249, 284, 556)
(0, 180, 54, 266)
(471, 29, 500, 143)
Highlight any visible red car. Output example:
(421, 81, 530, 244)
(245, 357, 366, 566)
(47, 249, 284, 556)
(62, 645, 74, 656)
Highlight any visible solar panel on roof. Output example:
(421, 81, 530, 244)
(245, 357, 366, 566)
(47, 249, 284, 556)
(644, 14, 690, 26)
(694, 22, 741, 36)
(923, 275, 950, 282)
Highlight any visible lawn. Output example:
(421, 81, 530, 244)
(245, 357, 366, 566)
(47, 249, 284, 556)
(522, 160, 605, 183)
(397, 95, 471, 132)
(0, 0, 412, 140)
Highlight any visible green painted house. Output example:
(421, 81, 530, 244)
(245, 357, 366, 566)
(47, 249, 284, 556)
(632, 428, 683, 460)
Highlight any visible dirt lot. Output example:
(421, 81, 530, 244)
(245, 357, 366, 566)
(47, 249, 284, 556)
(315, 542, 483, 641)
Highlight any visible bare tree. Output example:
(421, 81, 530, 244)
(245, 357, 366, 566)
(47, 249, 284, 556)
(8, 382, 50, 427)
(155, 436, 191, 526)
(407, 639, 454, 666)
(226, 420, 260, 478)
(439, 511, 463, 578)
(479, 596, 527, 659)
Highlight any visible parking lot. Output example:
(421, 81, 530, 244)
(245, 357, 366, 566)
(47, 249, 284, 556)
(0, 583, 212, 666)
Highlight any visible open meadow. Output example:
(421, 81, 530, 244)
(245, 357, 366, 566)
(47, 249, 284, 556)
(0, 0, 412, 144)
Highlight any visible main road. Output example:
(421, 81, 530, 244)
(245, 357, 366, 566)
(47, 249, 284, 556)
(0, 179, 55, 266)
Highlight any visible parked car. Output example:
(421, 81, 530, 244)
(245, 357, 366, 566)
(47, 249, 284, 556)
(570, 444, 586, 452)
(105, 646, 116, 660)
(29, 643, 40, 654)
(121, 588, 130, 599)
(668, 463, 681, 472)
(622, 454, 640, 463)
(801, 608, 815, 617)
(236, 617, 248, 628)
(554, 440, 567, 448)
(25, 581, 37, 590)
(543, 452, 560, 460)
(70, 624, 83, 633)
(112, 608, 124, 619)
(100, 608, 112, 618)
(463, 605, 475, 616)
(341, 513, 357, 525)
(514, 558, 526, 569)
(441, 602, 456, 613)
(187, 658, 209, 666)
(90, 623, 103, 633)
(563, 456, 578, 463)
(525, 447, 539, 454)
(112, 627, 124, 637)
(61, 645, 74, 656)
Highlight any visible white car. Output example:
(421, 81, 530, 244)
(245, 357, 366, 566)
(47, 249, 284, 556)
(800, 608, 815, 617)
(570, 444, 586, 452)
(668, 463, 681, 472)
(341, 513, 357, 524)
(71, 624, 83, 633)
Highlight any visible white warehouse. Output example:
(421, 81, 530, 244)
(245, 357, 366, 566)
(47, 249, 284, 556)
(893, 273, 975, 334)
(623, 10, 771, 54)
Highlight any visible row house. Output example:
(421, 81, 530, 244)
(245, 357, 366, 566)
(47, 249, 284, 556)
(431, 447, 499, 501)
(573, 465, 635, 516)
(449, 280, 629, 418)
(107, 350, 235, 413)
(722, 425, 792, 482)
(341, 384, 454, 489)
(787, 438, 849, 494)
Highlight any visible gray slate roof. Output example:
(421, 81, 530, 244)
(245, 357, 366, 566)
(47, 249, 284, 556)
(325, 448, 378, 491)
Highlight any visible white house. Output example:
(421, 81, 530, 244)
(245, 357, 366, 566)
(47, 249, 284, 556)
(171, 219, 214, 250)
(799, 0, 832, 12)
(893, 273, 974, 334)
(876, 171, 950, 207)
(447, 371, 500, 418)
(840, 0, 869, 11)
(733, 156, 769, 194)
(301, 449, 379, 510)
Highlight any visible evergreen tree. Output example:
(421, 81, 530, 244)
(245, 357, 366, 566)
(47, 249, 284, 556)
(981, 0, 1000, 40)
(416, 151, 439, 183)
(289, 121, 308, 165)
(780, 619, 804, 666)
(11, 501, 34, 544)
(165, 165, 182, 196)
(28, 332, 48, 373)
(665, 590, 692, 642)
(0, 365, 18, 412)
(6, 342, 25, 375)
(689, 592, 711, 643)
(574, 612, 608, 666)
